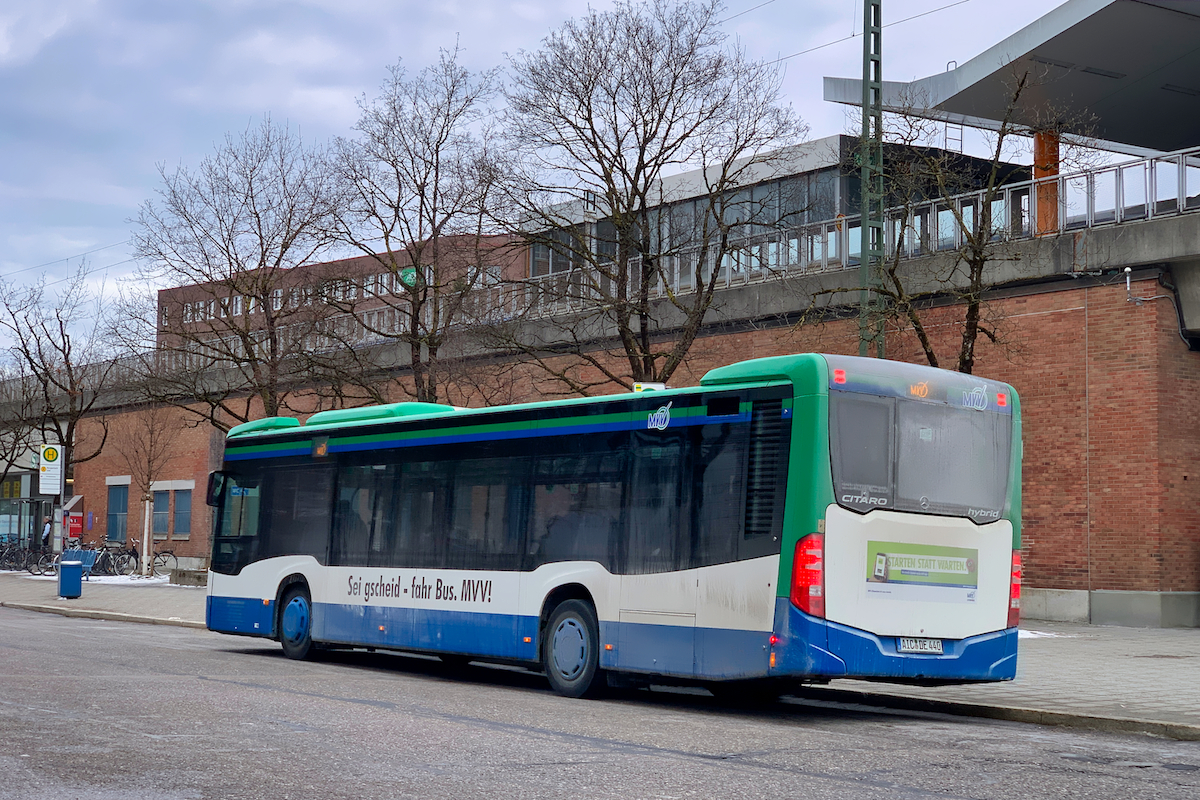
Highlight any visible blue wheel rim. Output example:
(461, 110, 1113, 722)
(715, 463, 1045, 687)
(281, 595, 310, 644)
(551, 617, 588, 681)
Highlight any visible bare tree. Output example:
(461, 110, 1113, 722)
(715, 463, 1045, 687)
(501, 0, 806, 393)
(811, 72, 1098, 374)
(0, 358, 39, 490)
(108, 403, 181, 574)
(126, 117, 343, 430)
(330, 46, 505, 404)
(0, 271, 115, 496)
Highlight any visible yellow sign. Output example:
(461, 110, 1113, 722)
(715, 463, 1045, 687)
(42, 447, 59, 462)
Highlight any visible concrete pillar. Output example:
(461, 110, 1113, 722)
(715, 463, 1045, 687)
(1034, 130, 1060, 235)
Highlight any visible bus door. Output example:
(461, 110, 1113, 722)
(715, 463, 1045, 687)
(619, 427, 696, 677)
(693, 394, 786, 679)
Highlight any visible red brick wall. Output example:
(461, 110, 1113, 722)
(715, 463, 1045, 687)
(1157, 286, 1200, 592)
(73, 406, 223, 563)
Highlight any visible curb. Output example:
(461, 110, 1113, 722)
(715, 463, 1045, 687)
(789, 686, 1200, 742)
(0, 601, 206, 629)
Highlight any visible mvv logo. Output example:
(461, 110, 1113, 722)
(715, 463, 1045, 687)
(647, 402, 672, 430)
(962, 387, 988, 411)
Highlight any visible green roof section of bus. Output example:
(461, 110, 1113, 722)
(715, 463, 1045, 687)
(305, 401, 457, 429)
(701, 353, 828, 394)
(227, 416, 302, 438)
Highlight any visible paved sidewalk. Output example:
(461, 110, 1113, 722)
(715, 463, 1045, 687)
(1, 570, 1197, 739)
(0, 569, 205, 627)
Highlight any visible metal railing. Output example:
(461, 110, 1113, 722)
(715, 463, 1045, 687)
(512, 145, 1200, 317)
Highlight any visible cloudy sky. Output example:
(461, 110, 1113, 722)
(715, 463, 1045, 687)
(0, 0, 1066, 293)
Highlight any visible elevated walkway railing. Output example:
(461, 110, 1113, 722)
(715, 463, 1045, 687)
(514, 145, 1200, 317)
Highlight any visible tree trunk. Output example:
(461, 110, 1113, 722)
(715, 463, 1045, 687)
(141, 496, 152, 577)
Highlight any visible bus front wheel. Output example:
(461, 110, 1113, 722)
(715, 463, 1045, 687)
(543, 600, 603, 698)
(279, 586, 313, 660)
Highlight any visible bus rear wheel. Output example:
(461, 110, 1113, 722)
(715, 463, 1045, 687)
(279, 586, 313, 660)
(543, 600, 603, 698)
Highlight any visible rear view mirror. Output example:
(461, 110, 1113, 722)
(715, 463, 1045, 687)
(206, 471, 227, 507)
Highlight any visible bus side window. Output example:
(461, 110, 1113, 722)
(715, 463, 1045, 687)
(690, 421, 749, 569)
(448, 455, 526, 571)
(626, 432, 687, 575)
(527, 437, 625, 572)
(262, 467, 334, 564)
(332, 465, 381, 567)
(395, 461, 452, 569)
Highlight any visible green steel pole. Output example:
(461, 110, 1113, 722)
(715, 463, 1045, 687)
(859, 0, 885, 358)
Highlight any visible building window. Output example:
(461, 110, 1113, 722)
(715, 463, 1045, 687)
(107, 485, 128, 543)
(152, 491, 169, 539)
(173, 490, 191, 540)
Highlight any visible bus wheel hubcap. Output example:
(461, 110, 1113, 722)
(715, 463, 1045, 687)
(552, 618, 587, 680)
(282, 597, 309, 643)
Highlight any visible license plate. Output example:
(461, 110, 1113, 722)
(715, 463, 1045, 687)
(898, 637, 943, 654)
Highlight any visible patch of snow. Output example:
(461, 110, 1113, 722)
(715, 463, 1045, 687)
(19, 573, 170, 585)
(1019, 629, 1069, 639)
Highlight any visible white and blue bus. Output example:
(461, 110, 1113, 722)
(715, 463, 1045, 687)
(206, 354, 1022, 697)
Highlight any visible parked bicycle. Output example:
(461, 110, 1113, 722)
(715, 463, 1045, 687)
(0, 541, 33, 571)
(152, 548, 177, 577)
(92, 543, 136, 576)
(24, 545, 55, 575)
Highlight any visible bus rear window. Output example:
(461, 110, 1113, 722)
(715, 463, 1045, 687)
(830, 391, 1012, 521)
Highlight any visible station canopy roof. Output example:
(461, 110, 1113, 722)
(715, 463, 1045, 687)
(823, 0, 1200, 156)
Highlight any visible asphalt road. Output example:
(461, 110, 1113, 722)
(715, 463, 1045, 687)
(1, 609, 1197, 800)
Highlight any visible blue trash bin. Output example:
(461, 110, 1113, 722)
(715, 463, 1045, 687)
(59, 560, 82, 599)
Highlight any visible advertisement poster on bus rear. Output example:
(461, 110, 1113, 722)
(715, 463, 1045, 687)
(865, 542, 979, 604)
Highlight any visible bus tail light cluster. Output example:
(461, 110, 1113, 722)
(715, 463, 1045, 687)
(791, 533, 825, 618)
(1008, 549, 1022, 628)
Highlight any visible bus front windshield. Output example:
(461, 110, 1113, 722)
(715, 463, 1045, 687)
(830, 390, 1012, 522)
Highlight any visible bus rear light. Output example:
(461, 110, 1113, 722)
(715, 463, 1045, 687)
(791, 534, 825, 618)
(769, 635, 779, 646)
(1008, 549, 1022, 628)
(833, 369, 847, 384)
(997, 392, 1008, 407)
